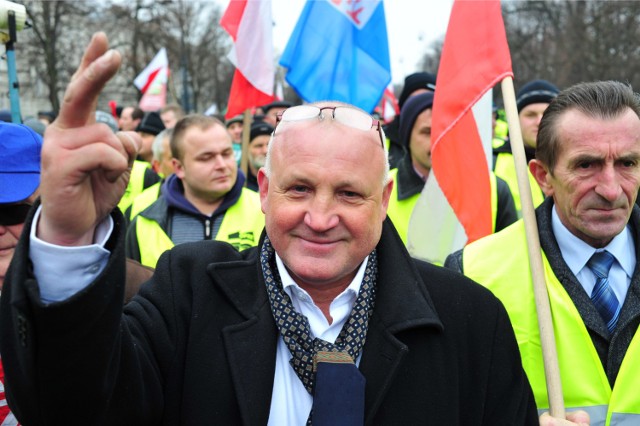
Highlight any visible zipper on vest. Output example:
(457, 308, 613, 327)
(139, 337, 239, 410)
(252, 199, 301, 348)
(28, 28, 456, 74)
(205, 218, 211, 239)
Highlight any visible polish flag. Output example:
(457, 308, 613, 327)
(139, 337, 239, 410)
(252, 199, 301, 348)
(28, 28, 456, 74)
(221, 0, 275, 119)
(134, 48, 169, 111)
(407, 0, 512, 263)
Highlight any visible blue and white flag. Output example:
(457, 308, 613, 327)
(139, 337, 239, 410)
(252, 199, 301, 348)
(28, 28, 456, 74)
(280, 0, 391, 113)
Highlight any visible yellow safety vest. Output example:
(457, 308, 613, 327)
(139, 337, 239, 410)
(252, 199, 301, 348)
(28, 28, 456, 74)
(118, 160, 152, 213)
(462, 220, 640, 425)
(129, 182, 162, 221)
(135, 189, 264, 267)
(386, 168, 498, 245)
(493, 152, 545, 217)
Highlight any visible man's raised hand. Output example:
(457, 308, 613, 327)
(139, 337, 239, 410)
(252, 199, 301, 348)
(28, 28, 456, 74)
(38, 32, 140, 246)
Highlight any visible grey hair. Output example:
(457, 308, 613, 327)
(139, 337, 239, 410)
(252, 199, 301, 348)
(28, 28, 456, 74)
(151, 128, 174, 162)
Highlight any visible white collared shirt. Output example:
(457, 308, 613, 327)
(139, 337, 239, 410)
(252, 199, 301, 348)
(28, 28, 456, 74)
(552, 206, 635, 304)
(268, 254, 366, 426)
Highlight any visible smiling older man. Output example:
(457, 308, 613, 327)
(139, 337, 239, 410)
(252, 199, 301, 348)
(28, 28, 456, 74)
(1, 33, 537, 425)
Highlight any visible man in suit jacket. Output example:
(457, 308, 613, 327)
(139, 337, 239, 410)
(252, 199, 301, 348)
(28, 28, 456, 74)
(446, 80, 640, 426)
(1, 33, 538, 425)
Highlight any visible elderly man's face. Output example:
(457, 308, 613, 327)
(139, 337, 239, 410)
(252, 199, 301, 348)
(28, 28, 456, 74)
(248, 134, 270, 174)
(530, 108, 640, 248)
(258, 110, 392, 293)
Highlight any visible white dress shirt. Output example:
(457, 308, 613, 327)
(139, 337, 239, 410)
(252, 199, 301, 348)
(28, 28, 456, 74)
(551, 206, 635, 305)
(29, 207, 367, 424)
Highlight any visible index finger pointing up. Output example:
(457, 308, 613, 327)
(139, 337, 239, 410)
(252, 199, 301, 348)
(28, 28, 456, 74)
(56, 32, 122, 130)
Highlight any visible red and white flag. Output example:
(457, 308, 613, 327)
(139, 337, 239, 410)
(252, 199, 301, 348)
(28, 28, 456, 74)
(379, 84, 399, 123)
(221, 0, 275, 119)
(407, 0, 512, 263)
(134, 48, 169, 111)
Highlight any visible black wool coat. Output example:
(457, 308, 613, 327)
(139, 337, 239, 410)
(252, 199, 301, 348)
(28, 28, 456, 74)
(1, 209, 537, 425)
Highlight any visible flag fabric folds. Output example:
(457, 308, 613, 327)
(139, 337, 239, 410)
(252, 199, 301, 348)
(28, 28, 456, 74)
(430, 0, 513, 244)
(134, 48, 169, 111)
(280, 0, 391, 113)
(221, 0, 275, 119)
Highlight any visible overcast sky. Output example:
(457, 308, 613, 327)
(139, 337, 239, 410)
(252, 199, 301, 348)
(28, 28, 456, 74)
(218, 0, 455, 85)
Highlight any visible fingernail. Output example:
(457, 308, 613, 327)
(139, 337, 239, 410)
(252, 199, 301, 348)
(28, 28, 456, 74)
(96, 49, 115, 67)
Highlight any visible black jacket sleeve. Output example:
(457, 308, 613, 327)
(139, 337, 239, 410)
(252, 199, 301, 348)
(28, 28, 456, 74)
(495, 176, 518, 232)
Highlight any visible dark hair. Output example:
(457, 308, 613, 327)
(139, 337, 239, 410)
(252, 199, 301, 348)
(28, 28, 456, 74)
(170, 114, 227, 161)
(131, 107, 145, 121)
(536, 81, 640, 173)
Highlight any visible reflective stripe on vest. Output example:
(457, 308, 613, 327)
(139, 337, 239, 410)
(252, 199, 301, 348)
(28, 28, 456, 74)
(493, 152, 544, 216)
(136, 188, 264, 267)
(386, 168, 498, 245)
(462, 220, 640, 425)
(118, 160, 151, 213)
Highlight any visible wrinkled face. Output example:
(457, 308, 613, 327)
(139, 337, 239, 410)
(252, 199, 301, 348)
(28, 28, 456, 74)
(532, 109, 640, 248)
(519, 102, 549, 148)
(173, 124, 238, 203)
(409, 108, 432, 177)
(249, 134, 270, 174)
(258, 115, 392, 293)
(0, 193, 37, 289)
(227, 122, 243, 143)
(264, 107, 287, 127)
(161, 110, 179, 129)
(153, 136, 174, 177)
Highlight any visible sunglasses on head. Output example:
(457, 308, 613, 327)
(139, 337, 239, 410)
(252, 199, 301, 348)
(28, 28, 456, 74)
(275, 105, 384, 148)
(0, 203, 32, 226)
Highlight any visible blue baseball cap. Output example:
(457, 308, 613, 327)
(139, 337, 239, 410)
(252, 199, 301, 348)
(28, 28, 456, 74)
(0, 122, 43, 203)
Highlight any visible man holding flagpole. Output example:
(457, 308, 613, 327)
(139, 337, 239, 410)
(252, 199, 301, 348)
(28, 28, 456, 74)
(447, 80, 640, 426)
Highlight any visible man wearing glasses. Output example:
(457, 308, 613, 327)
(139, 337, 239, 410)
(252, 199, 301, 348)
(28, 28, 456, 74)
(2, 34, 540, 425)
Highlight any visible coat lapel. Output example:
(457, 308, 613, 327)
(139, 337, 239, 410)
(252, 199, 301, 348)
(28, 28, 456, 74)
(360, 220, 444, 423)
(208, 257, 278, 426)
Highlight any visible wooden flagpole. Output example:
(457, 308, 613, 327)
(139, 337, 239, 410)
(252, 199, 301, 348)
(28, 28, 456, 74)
(240, 109, 252, 185)
(501, 76, 565, 418)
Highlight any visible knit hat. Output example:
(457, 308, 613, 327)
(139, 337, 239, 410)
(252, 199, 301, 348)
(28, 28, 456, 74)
(249, 122, 274, 142)
(0, 122, 43, 203)
(136, 111, 165, 136)
(262, 100, 293, 114)
(516, 79, 560, 112)
(225, 114, 243, 128)
(398, 72, 436, 109)
(399, 92, 434, 148)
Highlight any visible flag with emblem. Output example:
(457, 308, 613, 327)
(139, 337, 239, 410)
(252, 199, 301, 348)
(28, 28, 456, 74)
(280, 0, 391, 113)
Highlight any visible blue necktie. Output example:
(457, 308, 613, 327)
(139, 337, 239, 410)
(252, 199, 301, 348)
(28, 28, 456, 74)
(587, 251, 619, 333)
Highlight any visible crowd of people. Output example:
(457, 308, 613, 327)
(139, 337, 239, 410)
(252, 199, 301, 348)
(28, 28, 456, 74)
(1, 31, 639, 425)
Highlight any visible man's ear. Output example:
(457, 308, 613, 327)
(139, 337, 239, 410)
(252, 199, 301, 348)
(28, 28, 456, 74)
(257, 169, 269, 214)
(172, 158, 185, 179)
(529, 159, 554, 196)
